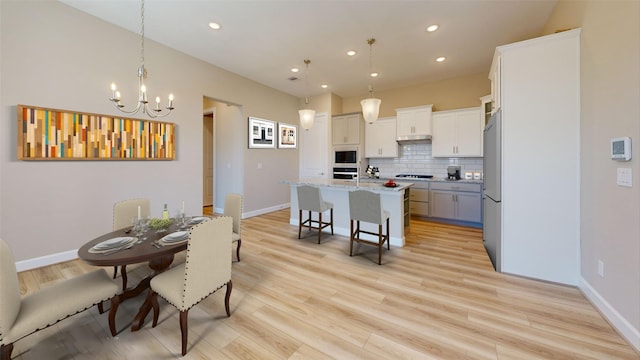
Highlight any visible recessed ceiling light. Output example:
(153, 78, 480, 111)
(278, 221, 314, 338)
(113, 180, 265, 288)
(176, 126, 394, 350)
(321, 84, 328, 89)
(208, 22, 221, 30)
(370, 72, 379, 78)
(347, 50, 357, 56)
(291, 67, 299, 73)
(426, 24, 439, 32)
(436, 56, 446, 62)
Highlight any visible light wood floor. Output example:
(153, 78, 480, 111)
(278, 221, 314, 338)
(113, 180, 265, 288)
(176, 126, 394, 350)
(13, 209, 639, 359)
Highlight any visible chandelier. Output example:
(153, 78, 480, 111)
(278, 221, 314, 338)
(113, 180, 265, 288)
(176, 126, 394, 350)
(109, 0, 174, 118)
(298, 59, 316, 130)
(361, 38, 381, 124)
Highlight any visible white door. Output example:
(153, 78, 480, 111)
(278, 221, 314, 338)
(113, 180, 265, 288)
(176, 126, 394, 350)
(300, 112, 328, 179)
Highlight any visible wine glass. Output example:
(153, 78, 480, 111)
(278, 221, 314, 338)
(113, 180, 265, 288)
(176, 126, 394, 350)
(132, 216, 149, 243)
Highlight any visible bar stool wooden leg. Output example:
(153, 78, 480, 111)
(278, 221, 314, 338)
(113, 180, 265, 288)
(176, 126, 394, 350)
(298, 209, 303, 239)
(318, 212, 323, 244)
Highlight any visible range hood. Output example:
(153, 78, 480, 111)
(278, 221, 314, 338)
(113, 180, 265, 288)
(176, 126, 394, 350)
(396, 134, 432, 143)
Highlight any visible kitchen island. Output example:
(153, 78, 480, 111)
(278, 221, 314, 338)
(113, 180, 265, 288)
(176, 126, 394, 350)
(282, 179, 413, 247)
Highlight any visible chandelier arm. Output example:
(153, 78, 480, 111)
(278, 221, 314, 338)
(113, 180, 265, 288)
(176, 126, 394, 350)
(110, 100, 143, 115)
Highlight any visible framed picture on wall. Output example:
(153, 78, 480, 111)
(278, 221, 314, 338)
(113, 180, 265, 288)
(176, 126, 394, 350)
(248, 117, 275, 149)
(278, 123, 297, 149)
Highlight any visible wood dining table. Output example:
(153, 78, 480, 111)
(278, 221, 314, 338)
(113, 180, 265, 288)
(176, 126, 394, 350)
(78, 222, 192, 332)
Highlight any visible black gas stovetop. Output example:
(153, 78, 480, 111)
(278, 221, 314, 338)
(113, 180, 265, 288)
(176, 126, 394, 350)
(395, 174, 434, 179)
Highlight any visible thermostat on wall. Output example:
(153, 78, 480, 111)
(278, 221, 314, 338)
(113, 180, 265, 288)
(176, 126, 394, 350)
(611, 137, 631, 161)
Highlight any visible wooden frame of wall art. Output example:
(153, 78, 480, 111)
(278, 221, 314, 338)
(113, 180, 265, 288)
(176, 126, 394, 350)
(278, 123, 297, 149)
(248, 116, 275, 149)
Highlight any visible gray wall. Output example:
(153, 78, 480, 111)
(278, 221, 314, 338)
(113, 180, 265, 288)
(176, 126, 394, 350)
(0, 1, 299, 264)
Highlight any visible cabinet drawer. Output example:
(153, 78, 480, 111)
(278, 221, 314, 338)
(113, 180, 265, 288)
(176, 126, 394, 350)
(410, 201, 429, 216)
(409, 188, 429, 202)
(430, 182, 481, 192)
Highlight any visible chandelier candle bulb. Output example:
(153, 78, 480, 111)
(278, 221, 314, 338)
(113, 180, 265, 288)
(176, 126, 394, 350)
(155, 97, 161, 110)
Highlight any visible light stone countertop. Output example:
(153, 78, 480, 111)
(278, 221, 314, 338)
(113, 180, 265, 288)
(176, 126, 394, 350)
(281, 178, 413, 192)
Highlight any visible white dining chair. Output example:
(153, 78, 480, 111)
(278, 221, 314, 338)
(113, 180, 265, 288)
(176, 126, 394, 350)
(148, 216, 233, 356)
(0, 239, 120, 359)
(223, 193, 243, 262)
(113, 198, 150, 287)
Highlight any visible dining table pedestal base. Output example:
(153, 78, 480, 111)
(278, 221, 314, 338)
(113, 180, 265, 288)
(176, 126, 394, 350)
(130, 254, 175, 331)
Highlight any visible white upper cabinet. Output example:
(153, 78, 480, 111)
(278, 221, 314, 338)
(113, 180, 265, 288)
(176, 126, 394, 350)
(332, 113, 362, 145)
(432, 108, 483, 157)
(395, 105, 433, 140)
(489, 53, 501, 113)
(365, 116, 398, 158)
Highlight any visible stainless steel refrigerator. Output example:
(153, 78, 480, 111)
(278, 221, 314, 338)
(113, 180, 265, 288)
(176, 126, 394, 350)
(483, 109, 501, 271)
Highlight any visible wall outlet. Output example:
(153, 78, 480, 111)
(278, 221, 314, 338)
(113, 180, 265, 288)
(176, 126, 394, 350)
(597, 260, 604, 277)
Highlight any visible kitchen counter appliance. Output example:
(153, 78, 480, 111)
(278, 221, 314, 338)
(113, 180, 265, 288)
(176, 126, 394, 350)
(447, 166, 461, 180)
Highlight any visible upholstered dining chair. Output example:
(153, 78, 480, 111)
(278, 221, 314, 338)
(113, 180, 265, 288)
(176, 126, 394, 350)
(148, 216, 233, 356)
(223, 193, 243, 262)
(0, 239, 120, 360)
(348, 190, 390, 265)
(297, 185, 334, 244)
(113, 198, 150, 287)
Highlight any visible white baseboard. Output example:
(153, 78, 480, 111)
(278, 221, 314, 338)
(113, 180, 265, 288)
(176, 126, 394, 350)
(16, 249, 78, 272)
(243, 203, 290, 219)
(580, 277, 640, 352)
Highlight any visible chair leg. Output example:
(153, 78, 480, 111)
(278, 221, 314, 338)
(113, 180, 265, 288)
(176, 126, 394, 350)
(317, 212, 322, 244)
(236, 239, 241, 262)
(180, 310, 189, 356)
(121, 264, 128, 290)
(109, 294, 120, 336)
(113, 265, 118, 279)
(98, 301, 105, 314)
(1, 343, 14, 360)
(225, 280, 233, 317)
(298, 209, 303, 239)
(149, 290, 160, 327)
(307, 211, 312, 231)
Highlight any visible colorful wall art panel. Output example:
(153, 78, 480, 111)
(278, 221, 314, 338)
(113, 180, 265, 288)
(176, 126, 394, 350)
(17, 105, 176, 160)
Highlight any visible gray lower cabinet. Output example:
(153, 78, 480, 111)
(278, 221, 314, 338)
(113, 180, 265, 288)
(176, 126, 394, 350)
(429, 182, 482, 223)
(409, 182, 429, 216)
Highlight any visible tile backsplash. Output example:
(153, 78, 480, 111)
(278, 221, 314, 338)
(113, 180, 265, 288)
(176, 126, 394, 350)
(368, 143, 483, 179)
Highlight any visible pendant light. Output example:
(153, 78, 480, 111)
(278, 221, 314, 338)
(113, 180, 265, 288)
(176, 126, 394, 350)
(108, 0, 174, 118)
(361, 38, 381, 124)
(299, 59, 316, 130)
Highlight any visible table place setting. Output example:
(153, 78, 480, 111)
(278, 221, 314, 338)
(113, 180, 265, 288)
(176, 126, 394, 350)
(88, 236, 138, 254)
(154, 230, 190, 247)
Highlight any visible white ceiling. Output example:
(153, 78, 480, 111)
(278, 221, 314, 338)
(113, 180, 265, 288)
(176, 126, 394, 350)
(59, 0, 558, 99)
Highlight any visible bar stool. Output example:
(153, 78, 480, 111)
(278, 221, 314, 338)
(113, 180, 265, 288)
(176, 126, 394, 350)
(297, 185, 334, 244)
(348, 190, 390, 265)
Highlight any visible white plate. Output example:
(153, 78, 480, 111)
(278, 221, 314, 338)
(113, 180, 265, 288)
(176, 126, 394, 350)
(161, 231, 189, 243)
(93, 237, 136, 250)
(187, 216, 208, 225)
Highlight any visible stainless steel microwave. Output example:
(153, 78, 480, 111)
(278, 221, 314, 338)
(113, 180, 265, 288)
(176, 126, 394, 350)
(334, 146, 358, 166)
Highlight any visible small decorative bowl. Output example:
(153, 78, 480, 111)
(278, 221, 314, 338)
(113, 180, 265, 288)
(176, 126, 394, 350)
(148, 218, 173, 231)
